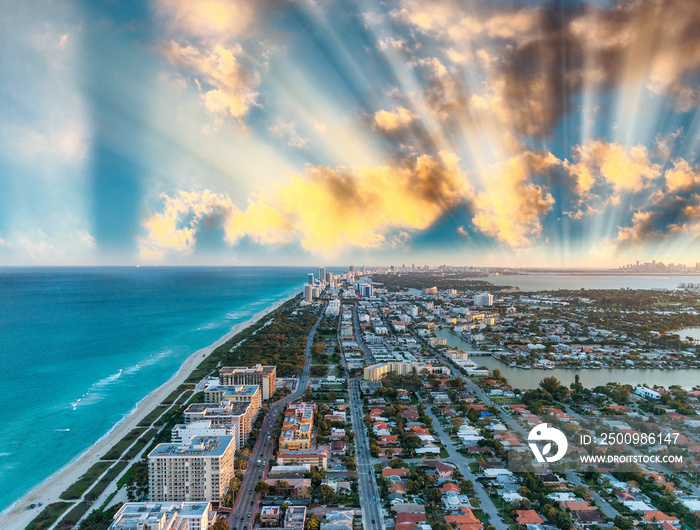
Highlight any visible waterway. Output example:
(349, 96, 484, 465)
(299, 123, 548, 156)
(435, 328, 700, 390)
(678, 327, 700, 342)
(485, 273, 700, 292)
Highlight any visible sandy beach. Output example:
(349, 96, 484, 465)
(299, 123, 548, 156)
(0, 292, 298, 530)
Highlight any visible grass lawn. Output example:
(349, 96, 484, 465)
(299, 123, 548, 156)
(160, 385, 189, 405)
(175, 390, 193, 405)
(56, 502, 91, 529)
(136, 405, 169, 427)
(473, 509, 488, 523)
(84, 461, 129, 501)
(488, 396, 522, 405)
(100, 428, 146, 460)
(122, 429, 157, 460)
(24, 502, 73, 530)
(59, 461, 112, 500)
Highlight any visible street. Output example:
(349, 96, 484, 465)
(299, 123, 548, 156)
(348, 378, 384, 530)
(227, 306, 324, 530)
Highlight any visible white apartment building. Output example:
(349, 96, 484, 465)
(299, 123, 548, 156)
(109, 501, 213, 530)
(171, 420, 236, 447)
(148, 436, 235, 503)
(203, 384, 261, 415)
(183, 401, 254, 449)
(474, 292, 494, 306)
(326, 298, 341, 315)
(219, 364, 277, 400)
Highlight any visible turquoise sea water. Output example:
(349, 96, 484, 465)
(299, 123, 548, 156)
(0, 267, 307, 512)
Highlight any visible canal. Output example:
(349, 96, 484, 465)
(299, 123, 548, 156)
(435, 328, 700, 390)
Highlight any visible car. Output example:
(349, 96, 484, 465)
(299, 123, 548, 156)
(369, 479, 372, 483)
(250, 501, 254, 505)
(372, 520, 375, 524)
(247, 513, 251, 517)
(258, 475, 262, 479)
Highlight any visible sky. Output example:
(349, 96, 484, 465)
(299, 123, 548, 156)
(0, 0, 699, 268)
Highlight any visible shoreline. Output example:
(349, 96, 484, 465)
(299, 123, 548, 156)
(0, 291, 299, 529)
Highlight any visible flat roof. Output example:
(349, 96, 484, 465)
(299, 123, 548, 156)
(205, 384, 259, 396)
(149, 436, 233, 458)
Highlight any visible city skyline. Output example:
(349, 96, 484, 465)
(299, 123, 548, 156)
(1, 0, 699, 267)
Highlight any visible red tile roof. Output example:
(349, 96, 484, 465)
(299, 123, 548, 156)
(515, 510, 544, 524)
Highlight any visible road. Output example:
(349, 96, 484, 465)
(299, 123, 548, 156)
(352, 302, 375, 365)
(348, 378, 384, 530)
(347, 302, 384, 528)
(421, 401, 508, 530)
(228, 305, 324, 530)
(427, 338, 621, 520)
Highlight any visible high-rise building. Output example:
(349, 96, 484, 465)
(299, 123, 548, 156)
(109, 501, 213, 530)
(474, 292, 494, 306)
(307, 273, 314, 285)
(304, 284, 313, 302)
(349, 265, 355, 273)
(203, 384, 260, 415)
(183, 401, 254, 449)
(359, 284, 373, 297)
(318, 267, 326, 284)
(218, 365, 276, 400)
(171, 420, 233, 445)
(148, 436, 235, 503)
(325, 272, 333, 284)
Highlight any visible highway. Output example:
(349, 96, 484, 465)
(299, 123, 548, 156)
(348, 377, 384, 530)
(228, 305, 324, 530)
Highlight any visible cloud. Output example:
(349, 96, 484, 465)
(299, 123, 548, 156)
(7, 121, 89, 167)
(139, 189, 235, 258)
(565, 141, 661, 196)
(268, 120, 309, 148)
(0, 228, 96, 264)
(155, 0, 264, 125)
(471, 152, 559, 247)
(161, 41, 260, 123)
(663, 159, 700, 192)
(373, 106, 416, 132)
(393, 2, 540, 44)
(571, 0, 700, 112)
(392, 0, 700, 147)
(156, 0, 255, 41)
(655, 129, 683, 161)
(416, 57, 470, 124)
(616, 159, 700, 245)
(139, 152, 472, 258)
(617, 209, 690, 245)
(78, 231, 95, 248)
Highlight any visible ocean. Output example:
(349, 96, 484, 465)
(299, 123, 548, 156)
(0, 267, 308, 512)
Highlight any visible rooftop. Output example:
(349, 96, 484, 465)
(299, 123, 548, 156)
(149, 436, 233, 458)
